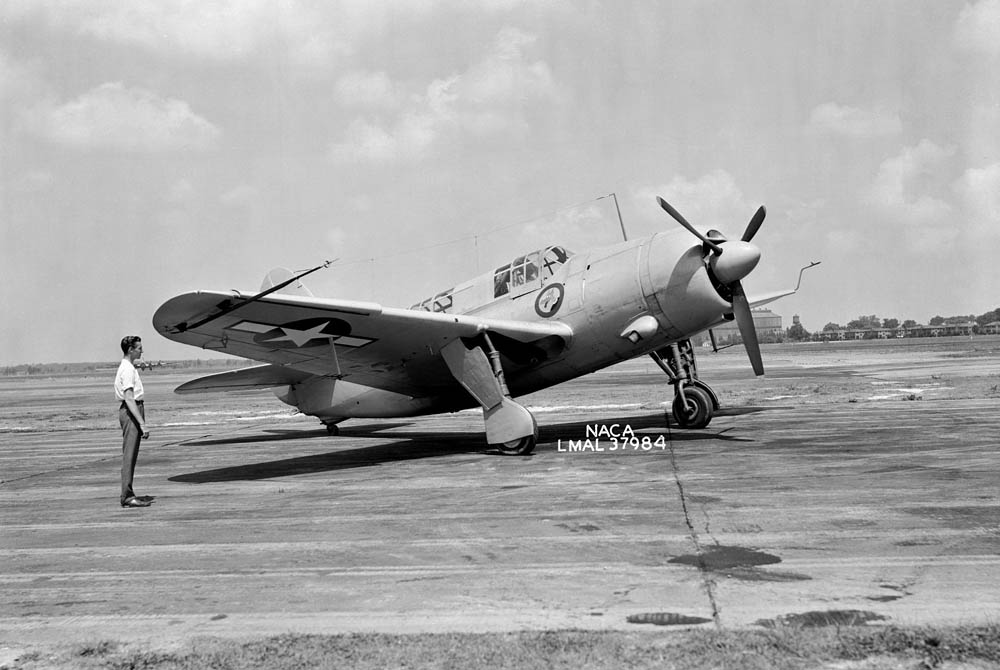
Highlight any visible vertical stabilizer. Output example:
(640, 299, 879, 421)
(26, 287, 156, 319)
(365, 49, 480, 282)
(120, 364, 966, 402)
(261, 267, 314, 297)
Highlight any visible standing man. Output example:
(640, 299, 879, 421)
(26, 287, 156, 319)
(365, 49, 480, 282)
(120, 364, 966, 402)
(115, 335, 153, 508)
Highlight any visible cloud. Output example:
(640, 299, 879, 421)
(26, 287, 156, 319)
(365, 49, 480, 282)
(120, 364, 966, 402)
(328, 27, 558, 164)
(458, 26, 556, 131)
(26, 82, 220, 152)
(866, 144, 1000, 252)
(0, 0, 345, 66)
(953, 162, 1000, 235)
(329, 116, 437, 164)
(806, 103, 902, 138)
(335, 71, 400, 109)
(866, 141, 962, 253)
(868, 140, 955, 223)
(954, 0, 1000, 57)
(521, 203, 614, 252)
(0, 2, 541, 71)
(635, 170, 755, 231)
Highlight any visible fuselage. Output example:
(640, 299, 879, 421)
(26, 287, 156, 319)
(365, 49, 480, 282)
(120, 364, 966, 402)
(285, 230, 736, 422)
(473, 232, 729, 394)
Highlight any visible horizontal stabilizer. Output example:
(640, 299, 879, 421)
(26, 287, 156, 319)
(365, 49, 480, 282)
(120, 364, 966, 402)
(747, 288, 797, 309)
(747, 262, 820, 308)
(175, 364, 313, 394)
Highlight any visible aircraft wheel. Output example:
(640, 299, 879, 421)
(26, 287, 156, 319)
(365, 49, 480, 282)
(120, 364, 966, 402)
(493, 434, 537, 455)
(325, 423, 339, 436)
(688, 379, 720, 410)
(671, 386, 713, 429)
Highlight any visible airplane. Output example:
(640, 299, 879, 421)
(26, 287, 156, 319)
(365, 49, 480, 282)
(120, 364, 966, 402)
(152, 196, 818, 455)
(134, 359, 171, 371)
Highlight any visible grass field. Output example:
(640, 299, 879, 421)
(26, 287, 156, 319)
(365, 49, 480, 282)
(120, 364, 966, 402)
(7, 625, 1000, 669)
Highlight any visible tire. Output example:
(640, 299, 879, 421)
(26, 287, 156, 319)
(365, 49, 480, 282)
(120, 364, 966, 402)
(671, 386, 713, 429)
(688, 379, 720, 410)
(493, 434, 537, 455)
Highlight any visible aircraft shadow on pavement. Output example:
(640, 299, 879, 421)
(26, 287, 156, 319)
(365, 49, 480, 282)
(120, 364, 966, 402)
(170, 432, 483, 483)
(715, 405, 782, 418)
(182, 421, 417, 447)
(170, 410, 763, 483)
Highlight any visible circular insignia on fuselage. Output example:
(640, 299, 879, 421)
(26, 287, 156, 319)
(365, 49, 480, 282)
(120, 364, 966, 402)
(534, 282, 564, 318)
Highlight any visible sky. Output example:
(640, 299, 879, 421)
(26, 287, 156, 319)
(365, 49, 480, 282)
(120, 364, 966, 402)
(2, 1, 999, 365)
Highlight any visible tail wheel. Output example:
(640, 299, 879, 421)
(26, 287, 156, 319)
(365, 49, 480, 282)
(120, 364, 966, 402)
(493, 435, 537, 455)
(671, 386, 713, 429)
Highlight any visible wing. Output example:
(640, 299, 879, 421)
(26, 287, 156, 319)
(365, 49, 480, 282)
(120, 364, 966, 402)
(153, 291, 573, 396)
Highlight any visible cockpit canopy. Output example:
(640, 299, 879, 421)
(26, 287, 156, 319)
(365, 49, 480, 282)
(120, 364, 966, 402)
(409, 245, 573, 314)
(493, 245, 573, 298)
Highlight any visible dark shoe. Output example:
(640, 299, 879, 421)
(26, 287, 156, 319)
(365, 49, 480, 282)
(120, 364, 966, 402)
(121, 497, 151, 508)
(136, 495, 156, 502)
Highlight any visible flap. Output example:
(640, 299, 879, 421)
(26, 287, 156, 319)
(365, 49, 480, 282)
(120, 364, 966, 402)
(175, 364, 314, 394)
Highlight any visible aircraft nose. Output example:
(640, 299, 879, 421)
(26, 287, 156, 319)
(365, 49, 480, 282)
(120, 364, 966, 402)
(709, 241, 761, 285)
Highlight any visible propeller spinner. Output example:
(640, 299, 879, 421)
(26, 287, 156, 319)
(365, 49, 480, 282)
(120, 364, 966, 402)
(657, 196, 767, 376)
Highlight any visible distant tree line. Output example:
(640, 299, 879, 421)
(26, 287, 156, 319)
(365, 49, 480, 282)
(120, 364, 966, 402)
(785, 307, 1000, 341)
(1, 358, 253, 377)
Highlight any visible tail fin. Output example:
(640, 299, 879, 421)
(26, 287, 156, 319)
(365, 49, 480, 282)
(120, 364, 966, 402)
(260, 267, 314, 297)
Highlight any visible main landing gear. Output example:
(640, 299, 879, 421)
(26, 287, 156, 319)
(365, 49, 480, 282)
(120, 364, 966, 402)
(649, 339, 719, 429)
(441, 334, 538, 455)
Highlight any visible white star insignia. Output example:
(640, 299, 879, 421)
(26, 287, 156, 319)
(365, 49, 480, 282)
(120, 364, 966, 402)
(261, 322, 332, 347)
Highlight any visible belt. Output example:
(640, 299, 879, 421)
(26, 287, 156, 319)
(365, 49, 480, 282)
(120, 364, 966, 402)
(120, 400, 145, 405)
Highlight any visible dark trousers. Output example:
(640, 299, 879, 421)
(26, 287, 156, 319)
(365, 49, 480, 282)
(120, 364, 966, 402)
(120, 401, 144, 504)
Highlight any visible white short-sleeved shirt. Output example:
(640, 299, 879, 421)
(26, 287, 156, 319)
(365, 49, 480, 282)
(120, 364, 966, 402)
(114, 358, 144, 401)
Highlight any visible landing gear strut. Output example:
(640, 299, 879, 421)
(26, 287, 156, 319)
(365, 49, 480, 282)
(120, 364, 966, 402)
(650, 339, 719, 429)
(441, 334, 538, 455)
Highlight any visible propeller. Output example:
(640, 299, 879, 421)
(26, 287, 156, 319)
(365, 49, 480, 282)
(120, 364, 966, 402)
(657, 196, 767, 376)
(656, 197, 723, 255)
(742, 205, 766, 242)
(731, 282, 764, 376)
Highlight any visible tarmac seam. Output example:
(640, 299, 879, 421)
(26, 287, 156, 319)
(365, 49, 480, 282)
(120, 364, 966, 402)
(666, 422, 721, 628)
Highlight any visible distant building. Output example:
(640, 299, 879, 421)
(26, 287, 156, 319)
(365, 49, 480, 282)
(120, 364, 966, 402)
(945, 321, 976, 336)
(814, 320, 988, 341)
(712, 308, 783, 344)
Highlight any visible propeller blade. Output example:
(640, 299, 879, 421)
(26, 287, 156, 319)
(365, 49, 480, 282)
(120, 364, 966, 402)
(657, 196, 724, 255)
(741, 205, 766, 243)
(731, 282, 764, 376)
